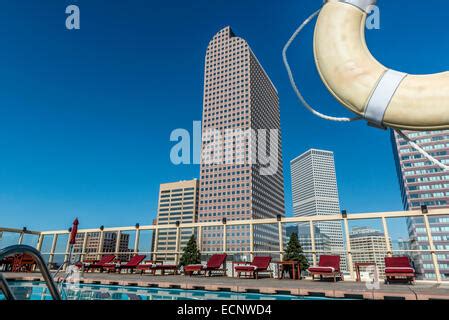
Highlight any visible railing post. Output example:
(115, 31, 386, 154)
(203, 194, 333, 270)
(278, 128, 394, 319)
(81, 232, 88, 262)
(343, 216, 355, 280)
(115, 231, 122, 260)
(278, 221, 284, 261)
(48, 234, 59, 266)
(197, 226, 202, 251)
(382, 217, 392, 257)
(36, 234, 44, 252)
(153, 228, 159, 260)
(309, 221, 317, 266)
(98, 230, 105, 260)
(18, 232, 24, 245)
(423, 213, 442, 283)
(134, 229, 140, 254)
(249, 223, 254, 261)
(63, 234, 71, 270)
(175, 226, 180, 264)
(223, 224, 227, 253)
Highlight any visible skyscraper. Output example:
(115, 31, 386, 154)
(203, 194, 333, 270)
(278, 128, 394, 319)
(198, 27, 285, 254)
(290, 149, 346, 269)
(154, 179, 200, 261)
(392, 130, 449, 280)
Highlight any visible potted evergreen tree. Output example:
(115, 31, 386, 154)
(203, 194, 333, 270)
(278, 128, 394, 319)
(283, 232, 309, 279)
(179, 235, 201, 274)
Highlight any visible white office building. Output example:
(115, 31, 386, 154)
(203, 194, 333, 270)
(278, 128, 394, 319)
(290, 149, 346, 270)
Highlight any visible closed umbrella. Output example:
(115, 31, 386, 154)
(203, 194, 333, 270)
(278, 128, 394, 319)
(67, 218, 79, 266)
(69, 218, 79, 245)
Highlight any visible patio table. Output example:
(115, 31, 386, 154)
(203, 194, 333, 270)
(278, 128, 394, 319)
(355, 262, 378, 282)
(274, 261, 301, 280)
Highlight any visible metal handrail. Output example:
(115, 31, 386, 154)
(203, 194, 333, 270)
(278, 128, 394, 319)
(0, 273, 16, 300)
(0, 245, 62, 300)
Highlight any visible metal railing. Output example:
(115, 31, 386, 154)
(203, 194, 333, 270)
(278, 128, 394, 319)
(0, 273, 15, 300)
(0, 245, 62, 300)
(1, 207, 449, 283)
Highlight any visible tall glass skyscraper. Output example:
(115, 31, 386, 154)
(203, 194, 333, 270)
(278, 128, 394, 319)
(198, 27, 285, 254)
(391, 130, 449, 280)
(290, 149, 346, 270)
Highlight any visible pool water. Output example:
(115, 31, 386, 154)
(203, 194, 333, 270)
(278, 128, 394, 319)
(0, 281, 334, 301)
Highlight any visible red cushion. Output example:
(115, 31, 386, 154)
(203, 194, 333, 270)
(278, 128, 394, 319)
(252, 256, 272, 269)
(184, 265, 204, 272)
(124, 255, 146, 267)
(85, 255, 115, 268)
(153, 264, 178, 269)
(206, 254, 227, 269)
(308, 267, 336, 274)
(318, 255, 340, 271)
(235, 265, 258, 272)
(96, 255, 115, 265)
(385, 267, 415, 274)
(385, 257, 412, 268)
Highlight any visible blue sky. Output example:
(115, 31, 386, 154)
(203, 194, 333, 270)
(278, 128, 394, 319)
(1, 0, 448, 239)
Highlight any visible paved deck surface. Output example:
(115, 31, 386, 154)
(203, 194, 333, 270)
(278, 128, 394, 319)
(4, 272, 449, 300)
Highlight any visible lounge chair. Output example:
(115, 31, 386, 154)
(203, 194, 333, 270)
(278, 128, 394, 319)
(384, 256, 415, 284)
(83, 254, 116, 272)
(308, 255, 343, 282)
(136, 260, 158, 274)
(137, 261, 179, 275)
(12, 254, 35, 272)
(104, 255, 146, 274)
(234, 256, 272, 279)
(151, 263, 179, 275)
(0, 256, 14, 272)
(184, 254, 227, 277)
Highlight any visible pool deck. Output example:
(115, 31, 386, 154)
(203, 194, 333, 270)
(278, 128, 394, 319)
(4, 272, 449, 300)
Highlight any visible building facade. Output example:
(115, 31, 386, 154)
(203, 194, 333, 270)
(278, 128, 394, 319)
(198, 27, 285, 256)
(349, 227, 392, 277)
(290, 149, 346, 270)
(392, 130, 449, 280)
(73, 232, 131, 261)
(286, 224, 331, 264)
(395, 237, 413, 259)
(154, 179, 200, 261)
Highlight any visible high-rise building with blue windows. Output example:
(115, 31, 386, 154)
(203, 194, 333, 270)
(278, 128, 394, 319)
(391, 130, 449, 280)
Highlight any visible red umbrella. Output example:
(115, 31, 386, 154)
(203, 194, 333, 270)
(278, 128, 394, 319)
(69, 218, 79, 245)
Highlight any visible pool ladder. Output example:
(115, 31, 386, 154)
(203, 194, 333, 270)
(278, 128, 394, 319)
(0, 245, 62, 300)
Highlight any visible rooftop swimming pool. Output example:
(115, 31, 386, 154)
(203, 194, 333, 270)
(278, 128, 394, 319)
(1, 281, 337, 301)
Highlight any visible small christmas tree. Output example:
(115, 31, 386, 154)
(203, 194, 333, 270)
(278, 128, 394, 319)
(179, 235, 201, 267)
(284, 232, 309, 271)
